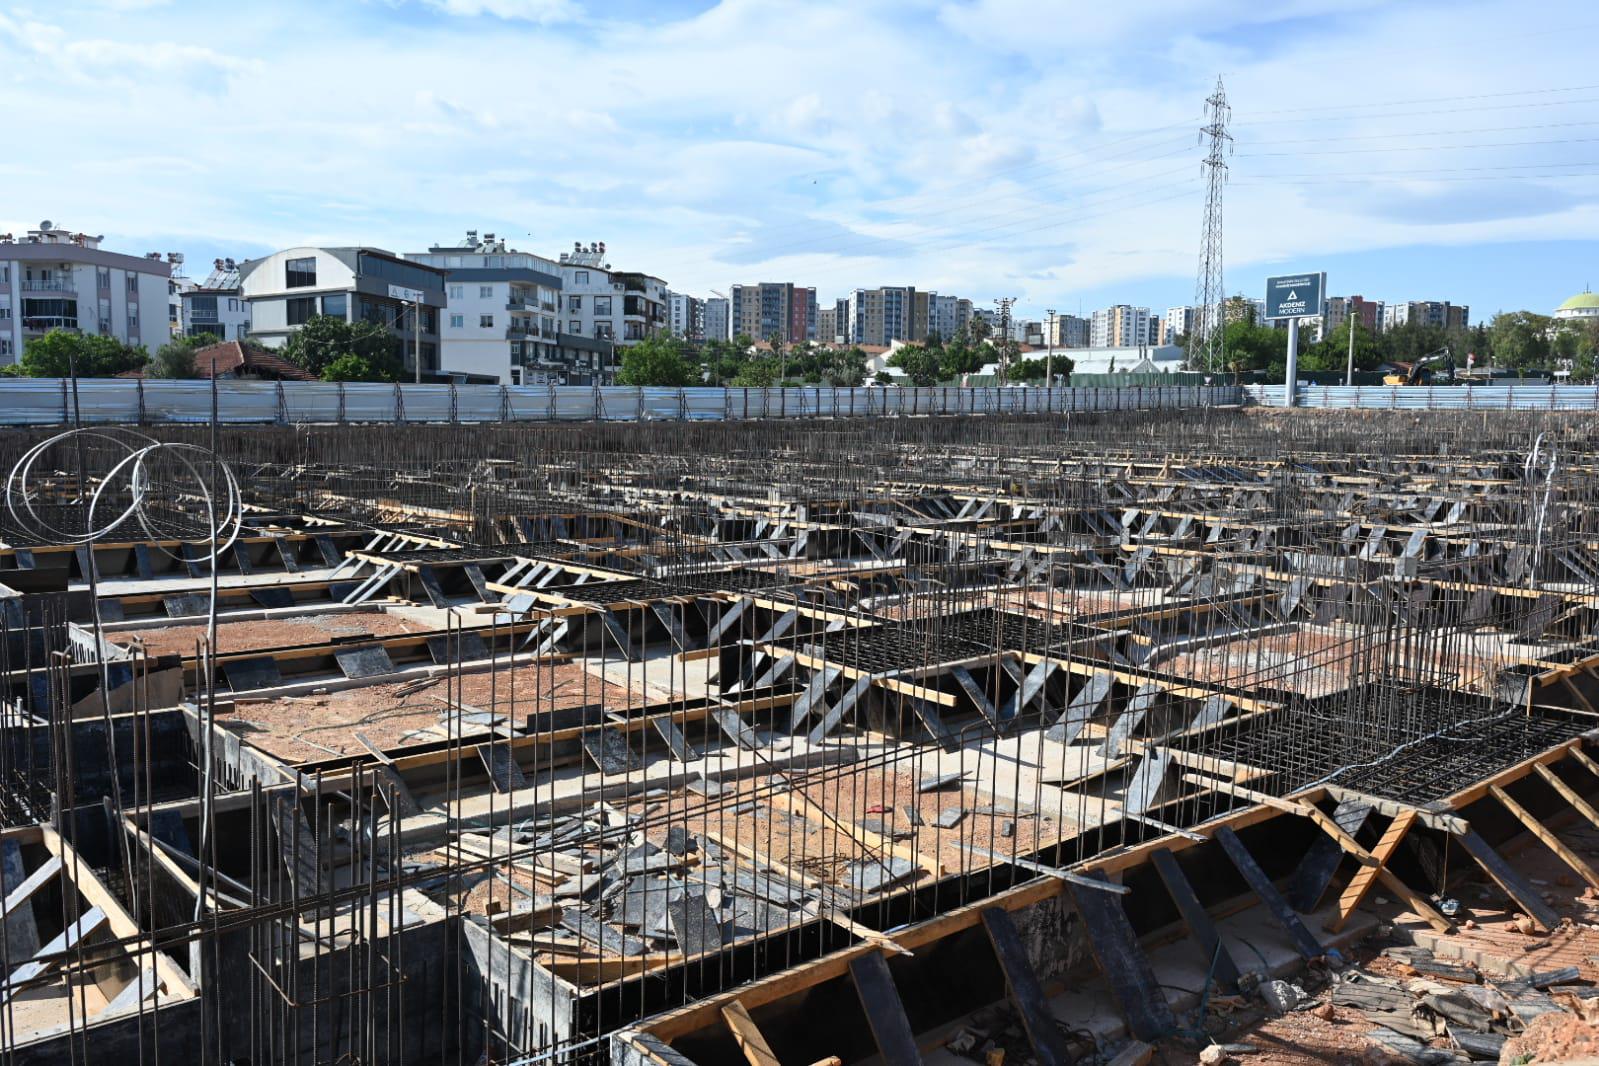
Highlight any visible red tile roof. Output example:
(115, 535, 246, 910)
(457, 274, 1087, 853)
(194, 341, 316, 381)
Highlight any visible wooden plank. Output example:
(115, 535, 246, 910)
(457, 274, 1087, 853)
(1454, 829, 1560, 933)
(1300, 807, 1452, 935)
(1327, 810, 1415, 933)
(1490, 783, 1599, 890)
(1, 906, 106, 1004)
(1213, 826, 1323, 959)
(979, 907, 1073, 1066)
(1533, 761, 1599, 832)
(847, 951, 923, 1066)
(722, 1000, 782, 1066)
(1065, 872, 1177, 1041)
(1149, 848, 1241, 992)
(950, 665, 1003, 731)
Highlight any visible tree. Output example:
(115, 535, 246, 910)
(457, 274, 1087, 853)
(1488, 311, 1554, 369)
(1219, 319, 1287, 375)
(888, 344, 943, 387)
(19, 331, 148, 378)
(282, 315, 403, 379)
(321, 353, 399, 382)
(148, 333, 217, 380)
(615, 334, 695, 387)
(730, 357, 781, 387)
(823, 346, 869, 387)
(1297, 319, 1382, 375)
(1009, 357, 1048, 382)
(938, 324, 986, 380)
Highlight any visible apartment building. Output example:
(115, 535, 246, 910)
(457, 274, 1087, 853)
(667, 293, 704, 341)
(729, 283, 816, 344)
(928, 294, 974, 341)
(703, 297, 730, 342)
(0, 222, 174, 364)
(1320, 295, 1384, 341)
(181, 258, 252, 342)
(1090, 305, 1155, 348)
(1041, 314, 1090, 348)
(1383, 300, 1469, 331)
(557, 243, 668, 348)
(409, 233, 613, 385)
(845, 287, 917, 346)
(816, 307, 838, 346)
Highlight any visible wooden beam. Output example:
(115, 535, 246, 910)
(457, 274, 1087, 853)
(722, 1001, 782, 1066)
(1533, 761, 1599, 832)
(1490, 783, 1599, 891)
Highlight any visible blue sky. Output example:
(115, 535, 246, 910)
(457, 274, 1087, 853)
(3, 0, 1597, 325)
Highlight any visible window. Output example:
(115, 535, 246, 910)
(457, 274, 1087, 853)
(509, 368, 522, 385)
(0, 307, 9, 320)
(227, 298, 239, 312)
(127, 302, 139, 322)
(567, 295, 581, 312)
(321, 293, 347, 318)
(190, 295, 217, 313)
(480, 314, 494, 328)
(449, 284, 464, 300)
(450, 313, 464, 329)
(595, 322, 613, 340)
(568, 320, 581, 334)
(126, 273, 138, 294)
(285, 256, 317, 288)
(0, 339, 10, 357)
(479, 285, 493, 298)
(594, 296, 612, 316)
(96, 268, 109, 290)
(574, 271, 588, 285)
(286, 296, 317, 326)
(0, 266, 7, 283)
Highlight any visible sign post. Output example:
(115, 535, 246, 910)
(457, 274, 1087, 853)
(1265, 272, 1325, 407)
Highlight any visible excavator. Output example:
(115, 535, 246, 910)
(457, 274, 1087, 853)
(1382, 347, 1455, 386)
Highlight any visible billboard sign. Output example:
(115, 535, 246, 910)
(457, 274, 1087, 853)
(388, 284, 426, 303)
(1264, 272, 1325, 320)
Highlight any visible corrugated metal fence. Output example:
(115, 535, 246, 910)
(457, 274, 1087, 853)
(1245, 384, 1599, 410)
(0, 380, 1244, 426)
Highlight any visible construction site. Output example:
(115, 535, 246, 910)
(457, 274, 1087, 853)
(3, 403, 1599, 1066)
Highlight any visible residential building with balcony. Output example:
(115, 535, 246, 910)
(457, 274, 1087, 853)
(0, 221, 174, 365)
(181, 258, 252, 342)
(729, 283, 816, 344)
(703, 297, 730, 342)
(1046, 313, 1091, 348)
(240, 245, 446, 377)
(1318, 295, 1384, 341)
(555, 243, 667, 355)
(1383, 300, 1469, 331)
(409, 232, 612, 385)
(845, 287, 918, 346)
(928, 294, 973, 341)
(667, 292, 704, 341)
(1090, 305, 1154, 348)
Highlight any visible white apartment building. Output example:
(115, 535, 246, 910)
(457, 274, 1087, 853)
(667, 292, 704, 340)
(703, 297, 730, 342)
(1163, 306, 1198, 344)
(1090, 305, 1154, 348)
(927, 294, 973, 341)
(1383, 300, 1469, 331)
(167, 254, 191, 336)
(845, 287, 916, 346)
(556, 242, 668, 348)
(409, 232, 613, 385)
(0, 222, 174, 365)
(181, 258, 252, 342)
(240, 246, 446, 376)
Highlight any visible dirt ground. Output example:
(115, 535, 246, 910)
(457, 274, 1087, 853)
(115, 610, 424, 658)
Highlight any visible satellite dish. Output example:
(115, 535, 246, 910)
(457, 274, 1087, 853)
(39, 220, 52, 231)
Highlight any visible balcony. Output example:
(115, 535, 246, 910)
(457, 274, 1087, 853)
(21, 317, 79, 333)
(507, 324, 542, 340)
(189, 310, 219, 323)
(506, 298, 532, 311)
(22, 280, 75, 293)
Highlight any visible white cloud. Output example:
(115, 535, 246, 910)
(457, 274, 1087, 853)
(421, 0, 580, 22)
